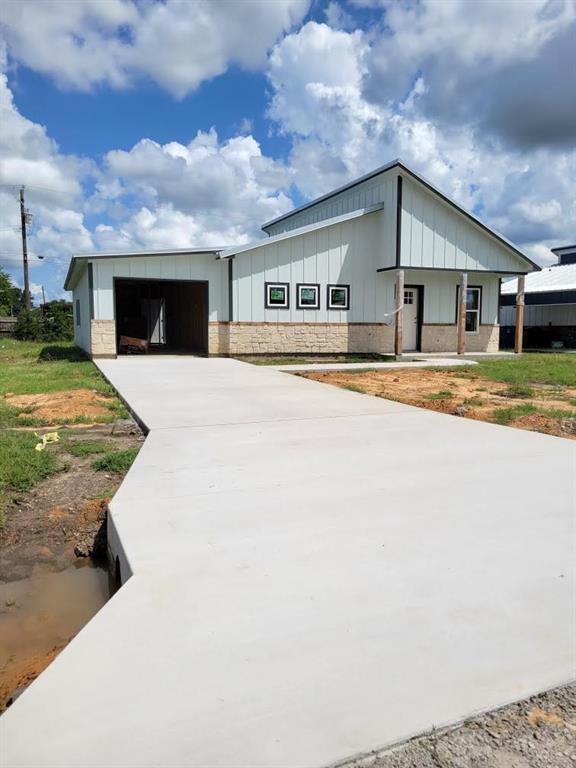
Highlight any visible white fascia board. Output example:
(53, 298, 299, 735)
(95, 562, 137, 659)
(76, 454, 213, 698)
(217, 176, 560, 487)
(219, 203, 384, 260)
(63, 248, 226, 291)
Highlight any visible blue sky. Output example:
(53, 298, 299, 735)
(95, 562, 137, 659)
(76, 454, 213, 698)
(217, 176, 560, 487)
(0, 0, 574, 301)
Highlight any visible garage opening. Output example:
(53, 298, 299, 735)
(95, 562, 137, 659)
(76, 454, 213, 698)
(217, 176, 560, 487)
(114, 278, 208, 355)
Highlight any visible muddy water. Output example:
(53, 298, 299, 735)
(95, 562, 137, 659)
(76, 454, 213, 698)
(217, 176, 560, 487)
(0, 561, 109, 709)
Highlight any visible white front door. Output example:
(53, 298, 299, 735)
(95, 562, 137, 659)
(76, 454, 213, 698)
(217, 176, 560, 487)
(403, 287, 419, 351)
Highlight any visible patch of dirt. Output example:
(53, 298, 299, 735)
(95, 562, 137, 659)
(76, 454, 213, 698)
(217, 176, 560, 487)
(0, 419, 144, 582)
(5, 388, 116, 422)
(0, 419, 141, 710)
(343, 684, 576, 768)
(0, 644, 65, 711)
(301, 369, 576, 439)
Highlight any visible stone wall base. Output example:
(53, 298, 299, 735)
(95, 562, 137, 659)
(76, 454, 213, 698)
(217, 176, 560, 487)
(89, 320, 500, 357)
(211, 322, 500, 355)
(209, 322, 396, 355)
(421, 324, 499, 353)
(91, 320, 116, 357)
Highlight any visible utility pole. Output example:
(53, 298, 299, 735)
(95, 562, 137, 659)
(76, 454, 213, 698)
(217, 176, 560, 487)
(19, 186, 31, 310)
(41, 285, 46, 316)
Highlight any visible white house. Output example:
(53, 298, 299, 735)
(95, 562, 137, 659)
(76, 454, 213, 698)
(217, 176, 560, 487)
(500, 244, 576, 349)
(65, 159, 539, 357)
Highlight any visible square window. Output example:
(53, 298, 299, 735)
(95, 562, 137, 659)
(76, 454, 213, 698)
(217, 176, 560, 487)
(327, 284, 350, 310)
(265, 282, 289, 309)
(296, 283, 320, 310)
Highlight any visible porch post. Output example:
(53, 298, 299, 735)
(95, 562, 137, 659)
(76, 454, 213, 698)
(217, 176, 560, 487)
(457, 272, 468, 355)
(514, 275, 525, 354)
(394, 269, 404, 357)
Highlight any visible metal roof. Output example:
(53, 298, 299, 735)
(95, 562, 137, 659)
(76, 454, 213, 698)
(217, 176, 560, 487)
(64, 247, 225, 290)
(501, 263, 576, 295)
(261, 158, 539, 272)
(218, 204, 384, 259)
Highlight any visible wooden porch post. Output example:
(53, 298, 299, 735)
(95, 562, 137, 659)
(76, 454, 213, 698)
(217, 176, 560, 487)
(457, 272, 468, 355)
(394, 269, 404, 357)
(514, 275, 525, 354)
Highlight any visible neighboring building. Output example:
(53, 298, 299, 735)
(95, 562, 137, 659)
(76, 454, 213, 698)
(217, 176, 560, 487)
(500, 245, 576, 349)
(65, 159, 538, 358)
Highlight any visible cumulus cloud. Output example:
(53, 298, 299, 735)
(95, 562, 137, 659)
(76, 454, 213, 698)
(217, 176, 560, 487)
(1, 0, 310, 97)
(364, 0, 576, 150)
(96, 129, 294, 248)
(265, 18, 576, 260)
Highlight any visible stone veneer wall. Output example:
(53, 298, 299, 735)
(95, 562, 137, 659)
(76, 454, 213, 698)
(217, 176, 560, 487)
(208, 322, 395, 355)
(90, 320, 116, 357)
(421, 324, 499, 353)
(91, 320, 499, 357)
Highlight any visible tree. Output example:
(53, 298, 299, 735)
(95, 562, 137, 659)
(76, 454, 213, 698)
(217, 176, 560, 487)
(0, 267, 25, 316)
(42, 300, 73, 341)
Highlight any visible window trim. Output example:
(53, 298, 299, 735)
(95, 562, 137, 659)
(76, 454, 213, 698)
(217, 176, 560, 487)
(327, 284, 350, 311)
(296, 283, 320, 310)
(265, 282, 290, 309)
(455, 285, 483, 335)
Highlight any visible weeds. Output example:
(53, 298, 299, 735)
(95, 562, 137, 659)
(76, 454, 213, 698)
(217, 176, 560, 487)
(491, 404, 538, 424)
(0, 431, 59, 526)
(92, 448, 139, 473)
(66, 440, 111, 457)
(500, 384, 535, 399)
(426, 390, 454, 401)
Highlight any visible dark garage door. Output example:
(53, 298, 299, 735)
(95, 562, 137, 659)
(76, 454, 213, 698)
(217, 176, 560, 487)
(114, 278, 208, 354)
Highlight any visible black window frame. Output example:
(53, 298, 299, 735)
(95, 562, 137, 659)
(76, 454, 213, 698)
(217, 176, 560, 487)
(265, 282, 290, 309)
(296, 283, 320, 310)
(327, 284, 350, 311)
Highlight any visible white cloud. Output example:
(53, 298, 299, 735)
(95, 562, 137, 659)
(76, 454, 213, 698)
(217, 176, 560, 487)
(265, 18, 576, 260)
(98, 129, 294, 247)
(1, 0, 310, 97)
(364, 0, 576, 149)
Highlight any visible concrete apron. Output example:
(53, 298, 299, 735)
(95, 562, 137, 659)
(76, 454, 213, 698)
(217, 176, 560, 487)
(1, 357, 574, 768)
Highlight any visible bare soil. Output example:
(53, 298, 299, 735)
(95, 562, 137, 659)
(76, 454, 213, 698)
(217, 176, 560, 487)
(301, 368, 576, 439)
(5, 388, 116, 423)
(0, 418, 143, 711)
(343, 684, 576, 768)
(0, 420, 144, 582)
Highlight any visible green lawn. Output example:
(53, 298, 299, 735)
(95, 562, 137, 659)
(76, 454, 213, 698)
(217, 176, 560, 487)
(469, 353, 576, 387)
(0, 339, 113, 396)
(0, 340, 128, 427)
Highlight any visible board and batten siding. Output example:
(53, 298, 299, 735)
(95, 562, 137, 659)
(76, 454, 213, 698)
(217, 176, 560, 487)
(233, 210, 396, 323)
(405, 270, 500, 325)
(89, 253, 228, 321)
(73, 265, 91, 353)
(264, 171, 398, 271)
(399, 176, 525, 274)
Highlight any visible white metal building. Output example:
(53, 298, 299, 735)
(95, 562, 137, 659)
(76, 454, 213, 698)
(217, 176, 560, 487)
(65, 159, 539, 357)
(500, 245, 576, 349)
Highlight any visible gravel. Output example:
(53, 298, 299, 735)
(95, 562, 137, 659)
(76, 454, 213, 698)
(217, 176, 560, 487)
(341, 684, 575, 768)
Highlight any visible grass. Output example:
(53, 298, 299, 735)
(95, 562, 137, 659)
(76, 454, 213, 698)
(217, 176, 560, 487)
(0, 431, 60, 527)
(426, 390, 454, 401)
(500, 384, 535, 399)
(92, 448, 139, 473)
(491, 404, 538, 425)
(0, 340, 128, 426)
(470, 353, 576, 387)
(236, 353, 397, 366)
(65, 440, 111, 457)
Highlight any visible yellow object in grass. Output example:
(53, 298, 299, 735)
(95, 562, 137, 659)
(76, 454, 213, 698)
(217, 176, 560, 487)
(34, 431, 60, 451)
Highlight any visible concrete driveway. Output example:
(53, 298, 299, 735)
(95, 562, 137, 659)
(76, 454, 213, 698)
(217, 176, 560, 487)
(2, 357, 574, 768)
